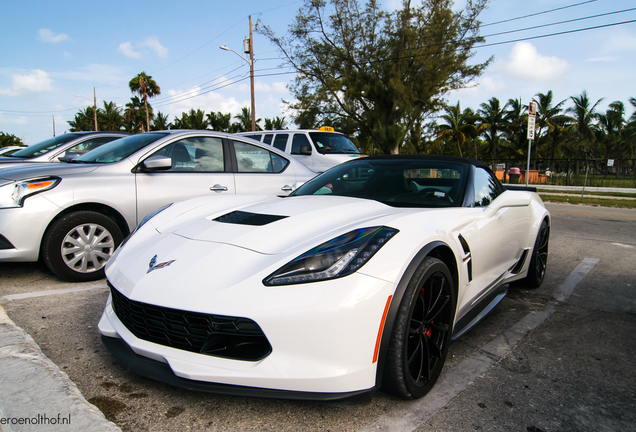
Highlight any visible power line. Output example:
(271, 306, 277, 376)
(482, 7, 636, 39)
(482, 0, 598, 27)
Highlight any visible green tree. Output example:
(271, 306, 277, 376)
(171, 109, 209, 130)
(98, 101, 125, 131)
(233, 107, 261, 132)
(566, 90, 603, 174)
(435, 102, 478, 157)
(478, 97, 509, 168)
(151, 112, 170, 131)
(129, 72, 161, 132)
(68, 106, 97, 132)
(0, 132, 24, 147)
(207, 112, 232, 132)
(261, 0, 489, 154)
(263, 116, 287, 130)
(124, 96, 147, 133)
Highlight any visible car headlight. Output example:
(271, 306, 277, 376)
(0, 177, 61, 209)
(263, 226, 398, 286)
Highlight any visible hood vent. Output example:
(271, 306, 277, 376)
(214, 210, 288, 226)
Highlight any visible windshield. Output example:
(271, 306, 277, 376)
(308, 132, 361, 155)
(76, 133, 169, 163)
(10, 134, 82, 159)
(293, 158, 468, 208)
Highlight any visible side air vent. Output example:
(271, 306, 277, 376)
(511, 249, 529, 274)
(213, 210, 288, 226)
(458, 234, 473, 282)
(0, 234, 15, 250)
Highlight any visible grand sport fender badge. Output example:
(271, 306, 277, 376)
(147, 255, 176, 274)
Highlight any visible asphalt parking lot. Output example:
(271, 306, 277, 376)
(1, 202, 635, 432)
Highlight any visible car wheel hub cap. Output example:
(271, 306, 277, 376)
(61, 223, 115, 274)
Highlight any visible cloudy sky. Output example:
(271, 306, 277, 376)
(1, 0, 634, 145)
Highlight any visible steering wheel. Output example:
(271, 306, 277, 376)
(415, 188, 453, 203)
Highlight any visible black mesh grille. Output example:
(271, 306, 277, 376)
(213, 210, 287, 226)
(109, 284, 272, 361)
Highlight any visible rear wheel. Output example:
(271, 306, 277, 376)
(42, 211, 123, 282)
(518, 219, 549, 289)
(383, 257, 455, 399)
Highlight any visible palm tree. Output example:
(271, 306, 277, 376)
(68, 106, 97, 131)
(124, 96, 147, 133)
(151, 112, 170, 131)
(207, 112, 232, 132)
(98, 101, 125, 131)
(264, 116, 287, 130)
(233, 107, 261, 132)
(129, 72, 161, 132)
(566, 90, 603, 174)
(478, 97, 509, 168)
(171, 109, 208, 130)
(533, 91, 567, 164)
(435, 102, 478, 157)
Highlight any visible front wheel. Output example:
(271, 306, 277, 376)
(42, 211, 123, 282)
(382, 256, 456, 399)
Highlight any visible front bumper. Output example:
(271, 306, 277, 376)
(98, 269, 395, 398)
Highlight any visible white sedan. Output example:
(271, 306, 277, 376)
(99, 155, 550, 401)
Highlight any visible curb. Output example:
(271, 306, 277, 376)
(0, 304, 121, 432)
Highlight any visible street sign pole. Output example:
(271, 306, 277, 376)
(526, 102, 537, 187)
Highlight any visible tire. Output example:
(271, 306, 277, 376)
(42, 211, 123, 282)
(383, 256, 456, 399)
(518, 219, 550, 289)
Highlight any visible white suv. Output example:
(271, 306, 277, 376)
(237, 128, 364, 173)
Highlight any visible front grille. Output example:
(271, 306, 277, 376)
(109, 284, 272, 361)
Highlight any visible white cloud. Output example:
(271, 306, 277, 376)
(497, 42, 569, 83)
(53, 64, 129, 86)
(140, 37, 168, 58)
(37, 28, 69, 43)
(0, 69, 53, 97)
(64, 52, 72, 58)
(602, 30, 636, 54)
(586, 56, 618, 63)
(118, 42, 141, 59)
(119, 38, 168, 59)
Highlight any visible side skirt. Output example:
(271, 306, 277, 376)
(451, 284, 508, 340)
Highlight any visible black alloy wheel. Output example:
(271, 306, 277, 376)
(519, 219, 550, 289)
(383, 256, 455, 399)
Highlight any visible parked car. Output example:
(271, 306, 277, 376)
(99, 155, 550, 401)
(0, 132, 129, 167)
(0, 146, 26, 157)
(237, 127, 364, 173)
(0, 130, 316, 281)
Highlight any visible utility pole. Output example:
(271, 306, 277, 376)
(220, 16, 256, 132)
(247, 16, 256, 132)
(93, 87, 98, 131)
(52, 115, 56, 137)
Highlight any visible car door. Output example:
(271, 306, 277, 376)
(230, 139, 297, 196)
(468, 167, 533, 288)
(289, 133, 314, 170)
(134, 135, 236, 223)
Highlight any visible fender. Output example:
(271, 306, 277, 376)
(374, 241, 457, 389)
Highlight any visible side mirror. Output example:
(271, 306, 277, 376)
(142, 155, 173, 171)
(484, 190, 531, 217)
(58, 152, 80, 162)
(300, 145, 312, 155)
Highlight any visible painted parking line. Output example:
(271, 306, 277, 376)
(0, 283, 107, 302)
(552, 258, 599, 302)
(358, 258, 598, 432)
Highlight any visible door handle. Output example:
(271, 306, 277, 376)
(210, 184, 228, 192)
(281, 185, 293, 192)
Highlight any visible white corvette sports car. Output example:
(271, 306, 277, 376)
(99, 155, 550, 401)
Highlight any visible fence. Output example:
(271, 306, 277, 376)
(489, 158, 636, 187)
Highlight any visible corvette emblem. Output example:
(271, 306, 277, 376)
(147, 254, 176, 274)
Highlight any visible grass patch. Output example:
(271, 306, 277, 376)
(539, 194, 636, 209)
